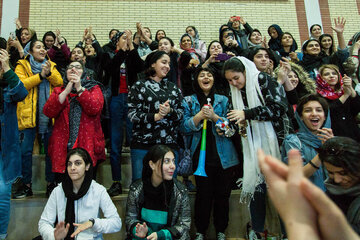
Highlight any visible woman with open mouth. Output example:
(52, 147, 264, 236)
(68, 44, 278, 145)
(14, 40, 63, 199)
(180, 67, 239, 240)
(316, 64, 360, 142)
(125, 144, 191, 240)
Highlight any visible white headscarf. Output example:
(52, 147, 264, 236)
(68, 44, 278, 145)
(230, 56, 281, 203)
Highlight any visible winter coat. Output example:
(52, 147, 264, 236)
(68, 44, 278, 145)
(43, 85, 105, 173)
(15, 57, 63, 130)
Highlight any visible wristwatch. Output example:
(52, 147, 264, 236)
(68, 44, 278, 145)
(89, 218, 95, 226)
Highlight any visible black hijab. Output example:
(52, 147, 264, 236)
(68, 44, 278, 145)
(62, 148, 94, 240)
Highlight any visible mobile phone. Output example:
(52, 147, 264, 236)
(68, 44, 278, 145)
(9, 32, 16, 40)
(215, 53, 232, 61)
(232, 16, 241, 21)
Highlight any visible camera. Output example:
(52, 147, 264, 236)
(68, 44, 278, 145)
(9, 32, 16, 40)
(215, 53, 232, 61)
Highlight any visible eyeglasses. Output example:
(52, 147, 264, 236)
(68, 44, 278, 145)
(67, 65, 82, 70)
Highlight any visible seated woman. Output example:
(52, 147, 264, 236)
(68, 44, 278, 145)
(43, 60, 105, 183)
(14, 40, 63, 199)
(38, 147, 121, 240)
(318, 136, 360, 234)
(180, 68, 239, 240)
(128, 51, 183, 182)
(133, 23, 157, 57)
(125, 144, 191, 240)
(185, 26, 207, 62)
(281, 94, 333, 191)
(316, 64, 360, 141)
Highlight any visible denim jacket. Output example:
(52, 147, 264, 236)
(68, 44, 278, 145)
(1, 70, 28, 183)
(180, 94, 239, 169)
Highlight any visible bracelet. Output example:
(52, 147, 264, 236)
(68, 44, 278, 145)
(59, 41, 64, 45)
(309, 160, 319, 169)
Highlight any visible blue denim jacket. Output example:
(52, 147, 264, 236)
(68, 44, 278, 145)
(0, 70, 28, 183)
(180, 94, 239, 169)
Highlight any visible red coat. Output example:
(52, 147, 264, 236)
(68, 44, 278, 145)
(43, 85, 105, 173)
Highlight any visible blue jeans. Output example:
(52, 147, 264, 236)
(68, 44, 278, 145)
(249, 183, 267, 232)
(131, 148, 179, 182)
(109, 94, 132, 181)
(19, 127, 54, 184)
(0, 153, 12, 238)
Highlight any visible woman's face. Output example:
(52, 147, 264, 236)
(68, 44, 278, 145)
(288, 70, 299, 88)
(197, 70, 214, 94)
(321, 68, 339, 88)
(156, 31, 165, 41)
(225, 70, 246, 90)
(158, 39, 172, 54)
(21, 29, 31, 44)
(208, 42, 223, 55)
(311, 25, 322, 38)
(321, 36, 333, 50)
(71, 47, 86, 62)
(304, 41, 321, 56)
(151, 151, 176, 182)
(323, 162, 360, 189)
(31, 41, 47, 62)
(152, 54, 170, 79)
(44, 36, 55, 49)
(269, 27, 278, 39)
(84, 44, 95, 56)
(300, 100, 326, 134)
(281, 34, 293, 47)
(232, 21, 240, 29)
(141, 28, 151, 41)
(66, 61, 84, 79)
(181, 36, 192, 50)
(109, 30, 118, 40)
(250, 31, 262, 45)
(253, 50, 270, 72)
(67, 154, 90, 183)
(186, 27, 196, 38)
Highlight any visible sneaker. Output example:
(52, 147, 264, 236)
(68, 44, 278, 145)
(194, 233, 204, 240)
(107, 182, 122, 196)
(216, 232, 226, 240)
(46, 182, 57, 197)
(12, 183, 33, 199)
(184, 179, 196, 192)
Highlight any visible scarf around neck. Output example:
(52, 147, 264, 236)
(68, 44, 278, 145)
(62, 164, 93, 240)
(316, 73, 344, 100)
(230, 56, 280, 203)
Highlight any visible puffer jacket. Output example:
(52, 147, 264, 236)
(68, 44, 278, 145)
(15, 56, 63, 130)
(125, 179, 191, 240)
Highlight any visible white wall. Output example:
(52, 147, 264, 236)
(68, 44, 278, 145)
(1, 0, 19, 39)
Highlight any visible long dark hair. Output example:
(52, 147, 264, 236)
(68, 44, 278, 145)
(319, 34, 335, 55)
(222, 57, 245, 77)
(142, 145, 174, 180)
(144, 51, 168, 77)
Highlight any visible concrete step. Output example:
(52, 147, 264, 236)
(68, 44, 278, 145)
(7, 190, 282, 240)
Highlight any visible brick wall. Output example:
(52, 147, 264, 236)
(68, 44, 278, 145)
(27, 0, 358, 51)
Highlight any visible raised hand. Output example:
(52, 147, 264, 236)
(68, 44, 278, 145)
(332, 17, 346, 34)
(41, 61, 51, 78)
(0, 49, 11, 72)
(54, 221, 70, 240)
(316, 127, 334, 144)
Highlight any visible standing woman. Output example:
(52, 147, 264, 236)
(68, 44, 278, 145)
(14, 40, 63, 198)
(181, 68, 239, 240)
(128, 51, 184, 182)
(316, 64, 360, 141)
(125, 145, 190, 240)
(185, 26, 207, 62)
(267, 24, 284, 52)
(223, 57, 289, 238)
(38, 148, 122, 240)
(43, 60, 105, 183)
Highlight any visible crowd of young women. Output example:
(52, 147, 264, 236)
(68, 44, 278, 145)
(2, 15, 360, 240)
